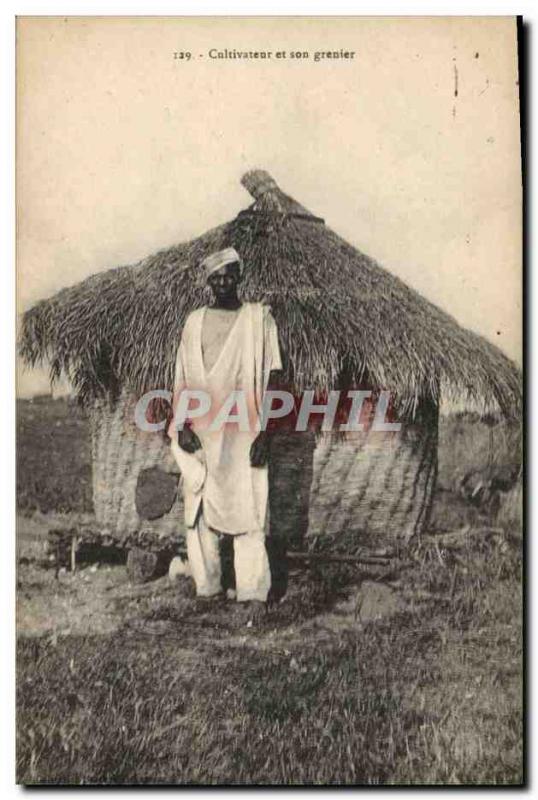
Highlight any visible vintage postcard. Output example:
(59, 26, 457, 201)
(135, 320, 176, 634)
(16, 16, 523, 785)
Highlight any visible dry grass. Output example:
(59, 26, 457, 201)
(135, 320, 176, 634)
(16, 523, 522, 785)
(437, 412, 522, 490)
(16, 397, 92, 514)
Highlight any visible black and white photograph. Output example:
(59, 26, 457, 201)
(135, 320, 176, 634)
(15, 15, 523, 785)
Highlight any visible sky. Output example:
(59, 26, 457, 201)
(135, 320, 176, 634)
(16, 16, 522, 397)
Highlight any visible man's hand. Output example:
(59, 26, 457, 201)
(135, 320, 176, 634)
(178, 426, 202, 454)
(250, 431, 270, 467)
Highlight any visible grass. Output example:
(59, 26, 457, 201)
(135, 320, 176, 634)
(437, 411, 522, 490)
(16, 397, 92, 514)
(17, 523, 522, 785)
(16, 398, 523, 785)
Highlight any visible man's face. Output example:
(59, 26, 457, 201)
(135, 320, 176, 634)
(207, 261, 241, 301)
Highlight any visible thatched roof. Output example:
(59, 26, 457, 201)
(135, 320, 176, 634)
(19, 169, 521, 418)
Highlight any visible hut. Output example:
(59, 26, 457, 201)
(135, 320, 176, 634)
(19, 169, 521, 556)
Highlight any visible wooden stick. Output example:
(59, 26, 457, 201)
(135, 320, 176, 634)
(70, 535, 78, 573)
(172, 548, 396, 571)
(287, 551, 392, 566)
(163, 548, 393, 567)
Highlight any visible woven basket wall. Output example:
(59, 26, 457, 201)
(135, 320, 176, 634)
(306, 401, 438, 551)
(90, 394, 438, 551)
(90, 394, 185, 548)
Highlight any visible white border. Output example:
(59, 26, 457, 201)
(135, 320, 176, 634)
(3, 8, 16, 800)
(3, 1, 538, 14)
(3, 3, 532, 798)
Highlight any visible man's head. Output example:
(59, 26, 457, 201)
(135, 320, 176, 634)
(207, 260, 241, 301)
(201, 247, 242, 303)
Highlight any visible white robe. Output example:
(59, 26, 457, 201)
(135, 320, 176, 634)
(168, 302, 282, 534)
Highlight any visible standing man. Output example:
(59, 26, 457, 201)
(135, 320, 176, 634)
(167, 247, 282, 622)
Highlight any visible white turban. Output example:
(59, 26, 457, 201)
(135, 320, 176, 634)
(201, 247, 242, 279)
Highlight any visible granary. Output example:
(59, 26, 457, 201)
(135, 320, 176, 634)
(19, 170, 521, 556)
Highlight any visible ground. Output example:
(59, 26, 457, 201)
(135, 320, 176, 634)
(16, 398, 523, 785)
